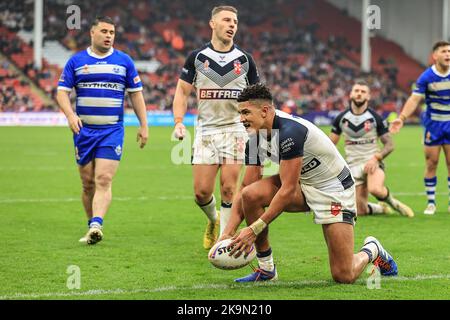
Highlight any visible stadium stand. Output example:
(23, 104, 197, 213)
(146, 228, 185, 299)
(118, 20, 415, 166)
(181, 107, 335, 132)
(0, 0, 423, 116)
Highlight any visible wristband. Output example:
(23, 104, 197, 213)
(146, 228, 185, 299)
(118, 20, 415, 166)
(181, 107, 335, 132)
(174, 117, 183, 125)
(249, 218, 267, 236)
(399, 114, 407, 122)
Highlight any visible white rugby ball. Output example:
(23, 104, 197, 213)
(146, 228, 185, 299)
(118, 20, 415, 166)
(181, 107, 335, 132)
(208, 238, 256, 270)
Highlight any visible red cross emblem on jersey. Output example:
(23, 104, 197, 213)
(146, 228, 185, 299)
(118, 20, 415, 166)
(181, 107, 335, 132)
(364, 120, 372, 132)
(234, 60, 242, 75)
(236, 137, 245, 153)
(331, 202, 342, 216)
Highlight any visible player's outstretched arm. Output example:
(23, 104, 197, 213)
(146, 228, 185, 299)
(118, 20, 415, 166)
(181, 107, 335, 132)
(172, 79, 194, 140)
(390, 94, 424, 134)
(129, 91, 148, 148)
(56, 89, 82, 134)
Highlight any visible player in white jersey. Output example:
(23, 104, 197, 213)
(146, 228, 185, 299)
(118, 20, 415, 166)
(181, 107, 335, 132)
(172, 6, 259, 249)
(330, 80, 414, 217)
(220, 84, 398, 283)
(56, 17, 148, 244)
(391, 41, 450, 215)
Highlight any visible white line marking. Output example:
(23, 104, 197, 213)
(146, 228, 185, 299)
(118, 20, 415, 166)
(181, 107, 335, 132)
(1, 274, 449, 300)
(0, 195, 193, 204)
(2, 191, 447, 204)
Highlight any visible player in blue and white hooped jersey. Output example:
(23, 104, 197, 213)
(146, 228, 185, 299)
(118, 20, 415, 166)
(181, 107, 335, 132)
(391, 41, 450, 215)
(220, 84, 397, 283)
(56, 16, 149, 244)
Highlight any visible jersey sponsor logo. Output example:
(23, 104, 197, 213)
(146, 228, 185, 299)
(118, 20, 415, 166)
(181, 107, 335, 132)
(280, 137, 295, 154)
(181, 67, 189, 75)
(199, 89, 241, 100)
(234, 60, 242, 75)
(301, 157, 321, 175)
(133, 76, 141, 84)
(77, 82, 124, 90)
(331, 202, 342, 216)
(345, 138, 376, 145)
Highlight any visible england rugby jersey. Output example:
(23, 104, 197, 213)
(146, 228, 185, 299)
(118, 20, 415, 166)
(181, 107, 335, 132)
(413, 65, 450, 122)
(57, 47, 142, 128)
(331, 107, 389, 166)
(180, 42, 259, 133)
(245, 110, 353, 192)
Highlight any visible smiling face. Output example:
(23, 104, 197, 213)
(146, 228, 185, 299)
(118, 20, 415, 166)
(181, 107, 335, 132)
(238, 100, 270, 134)
(433, 45, 450, 70)
(210, 10, 238, 45)
(90, 22, 115, 54)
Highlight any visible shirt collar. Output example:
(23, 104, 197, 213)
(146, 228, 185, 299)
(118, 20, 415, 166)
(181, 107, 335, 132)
(87, 47, 114, 59)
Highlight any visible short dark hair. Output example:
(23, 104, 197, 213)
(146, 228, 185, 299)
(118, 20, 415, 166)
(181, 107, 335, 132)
(353, 79, 369, 88)
(211, 5, 238, 18)
(433, 41, 450, 52)
(91, 16, 116, 28)
(237, 83, 273, 103)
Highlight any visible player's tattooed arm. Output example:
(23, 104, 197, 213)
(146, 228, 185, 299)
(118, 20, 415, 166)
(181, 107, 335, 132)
(378, 133, 394, 160)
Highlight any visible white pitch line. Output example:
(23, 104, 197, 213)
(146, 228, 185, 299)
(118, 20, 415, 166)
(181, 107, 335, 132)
(1, 191, 446, 204)
(0, 195, 193, 204)
(1, 274, 449, 300)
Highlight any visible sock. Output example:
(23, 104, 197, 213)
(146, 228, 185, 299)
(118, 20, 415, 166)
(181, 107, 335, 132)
(376, 187, 396, 208)
(367, 203, 384, 215)
(197, 195, 218, 223)
(360, 242, 378, 263)
(256, 248, 275, 272)
(88, 216, 103, 228)
(220, 201, 232, 236)
(425, 177, 437, 205)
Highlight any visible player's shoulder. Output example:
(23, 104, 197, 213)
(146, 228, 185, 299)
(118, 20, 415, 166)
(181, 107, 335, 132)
(418, 66, 436, 81)
(186, 43, 209, 59)
(275, 110, 310, 137)
(111, 49, 135, 63)
(366, 107, 383, 118)
(233, 44, 255, 59)
(335, 107, 351, 119)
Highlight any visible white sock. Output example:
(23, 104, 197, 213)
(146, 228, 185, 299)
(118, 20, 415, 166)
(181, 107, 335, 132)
(257, 249, 275, 272)
(220, 202, 232, 235)
(360, 242, 379, 263)
(198, 195, 217, 223)
(368, 203, 384, 214)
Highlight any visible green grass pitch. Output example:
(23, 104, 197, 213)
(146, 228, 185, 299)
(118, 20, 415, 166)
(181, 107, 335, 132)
(0, 126, 449, 300)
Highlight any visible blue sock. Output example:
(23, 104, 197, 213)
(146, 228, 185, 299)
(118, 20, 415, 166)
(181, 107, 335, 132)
(424, 177, 437, 205)
(88, 217, 103, 228)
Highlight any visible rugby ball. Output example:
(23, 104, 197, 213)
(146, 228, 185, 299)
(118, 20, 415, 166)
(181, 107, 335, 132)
(208, 238, 256, 270)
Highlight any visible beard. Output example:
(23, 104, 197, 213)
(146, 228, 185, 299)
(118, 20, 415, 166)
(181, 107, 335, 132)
(351, 99, 367, 108)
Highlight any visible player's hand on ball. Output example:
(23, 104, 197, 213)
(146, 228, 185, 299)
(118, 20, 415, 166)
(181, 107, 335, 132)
(389, 118, 403, 134)
(174, 122, 186, 140)
(228, 227, 257, 259)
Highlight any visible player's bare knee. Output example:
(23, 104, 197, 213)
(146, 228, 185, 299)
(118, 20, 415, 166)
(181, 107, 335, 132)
(220, 184, 235, 201)
(241, 186, 261, 204)
(194, 189, 212, 205)
(332, 269, 356, 284)
(95, 173, 113, 189)
(81, 178, 95, 194)
(367, 185, 384, 198)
